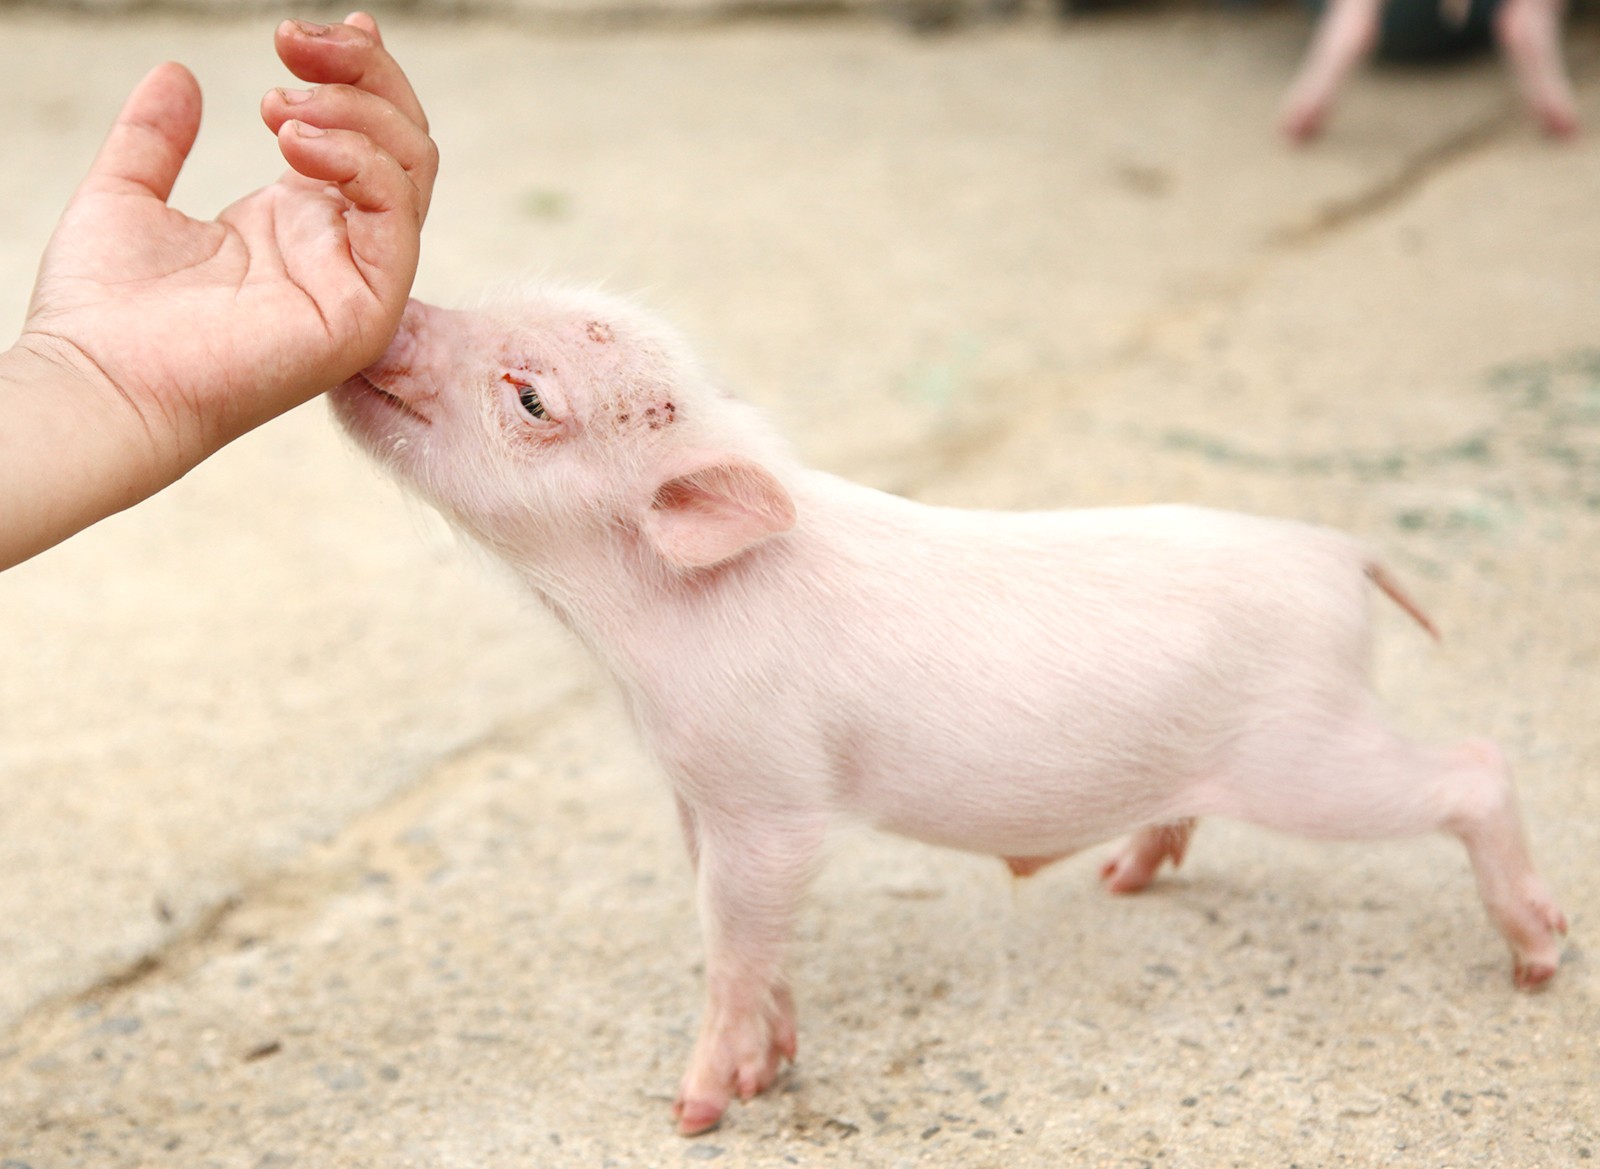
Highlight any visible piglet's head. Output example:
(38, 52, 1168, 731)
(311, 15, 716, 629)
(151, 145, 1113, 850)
(331, 286, 796, 574)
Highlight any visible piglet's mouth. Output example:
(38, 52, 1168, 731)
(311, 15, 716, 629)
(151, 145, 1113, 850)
(344, 371, 433, 427)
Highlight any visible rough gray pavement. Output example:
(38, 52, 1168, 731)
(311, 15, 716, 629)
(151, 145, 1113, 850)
(2, 8, 1597, 1167)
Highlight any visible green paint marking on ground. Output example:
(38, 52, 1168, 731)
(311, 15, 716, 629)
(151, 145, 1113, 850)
(898, 333, 986, 412)
(1158, 430, 1493, 480)
(518, 189, 572, 220)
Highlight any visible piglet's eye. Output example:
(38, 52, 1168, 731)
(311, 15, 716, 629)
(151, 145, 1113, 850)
(503, 375, 547, 420)
(518, 384, 547, 420)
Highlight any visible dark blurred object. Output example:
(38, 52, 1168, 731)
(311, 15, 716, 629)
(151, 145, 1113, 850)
(1342, 0, 1499, 58)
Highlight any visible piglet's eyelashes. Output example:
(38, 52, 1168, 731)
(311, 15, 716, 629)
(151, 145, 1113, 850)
(501, 373, 549, 421)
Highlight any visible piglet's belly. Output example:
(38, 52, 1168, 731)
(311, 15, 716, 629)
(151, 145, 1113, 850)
(813, 674, 1228, 859)
(841, 752, 1198, 861)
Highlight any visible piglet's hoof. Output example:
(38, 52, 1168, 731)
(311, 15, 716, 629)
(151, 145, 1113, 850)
(673, 1097, 726, 1137)
(672, 1050, 789, 1137)
(1099, 819, 1197, 894)
(1510, 896, 1568, 991)
(674, 988, 797, 1135)
(1514, 960, 1558, 991)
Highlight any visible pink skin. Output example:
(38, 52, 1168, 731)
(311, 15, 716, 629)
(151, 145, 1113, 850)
(333, 286, 1568, 1135)
(1495, 0, 1581, 137)
(2, 14, 437, 571)
(1280, 0, 1579, 143)
(1098, 818, 1198, 893)
(1280, 0, 1385, 142)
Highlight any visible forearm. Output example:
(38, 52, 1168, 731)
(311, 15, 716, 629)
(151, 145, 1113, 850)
(0, 339, 176, 570)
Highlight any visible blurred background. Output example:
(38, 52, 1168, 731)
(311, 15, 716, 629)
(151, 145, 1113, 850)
(1, 1, 1597, 1165)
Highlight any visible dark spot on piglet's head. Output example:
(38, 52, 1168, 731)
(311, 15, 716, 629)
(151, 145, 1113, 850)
(644, 401, 677, 430)
(586, 321, 614, 344)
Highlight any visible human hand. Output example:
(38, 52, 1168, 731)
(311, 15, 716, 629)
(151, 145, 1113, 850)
(16, 13, 438, 478)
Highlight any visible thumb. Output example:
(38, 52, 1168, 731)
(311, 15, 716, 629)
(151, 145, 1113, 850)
(81, 61, 202, 203)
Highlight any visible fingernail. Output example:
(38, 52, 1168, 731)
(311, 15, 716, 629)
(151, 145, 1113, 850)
(291, 120, 327, 138)
(292, 19, 332, 36)
(276, 87, 314, 105)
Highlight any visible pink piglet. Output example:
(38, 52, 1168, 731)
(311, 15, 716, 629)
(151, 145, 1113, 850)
(332, 285, 1567, 1136)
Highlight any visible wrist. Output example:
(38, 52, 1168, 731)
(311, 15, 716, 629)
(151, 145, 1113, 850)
(0, 336, 181, 569)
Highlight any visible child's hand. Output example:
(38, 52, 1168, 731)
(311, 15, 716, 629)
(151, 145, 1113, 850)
(18, 13, 438, 472)
(0, 13, 438, 570)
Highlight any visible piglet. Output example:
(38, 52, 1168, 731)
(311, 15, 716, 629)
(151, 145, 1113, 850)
(331, 285, 1566, 1136)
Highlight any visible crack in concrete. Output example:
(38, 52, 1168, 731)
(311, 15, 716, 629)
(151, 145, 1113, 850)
(0, 681, 595, 1071)
(1268, 110, 1516, 250)
(881, 105, 1529, 496)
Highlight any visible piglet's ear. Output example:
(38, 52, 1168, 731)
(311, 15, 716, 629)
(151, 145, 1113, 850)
(643, 457, 796, 570)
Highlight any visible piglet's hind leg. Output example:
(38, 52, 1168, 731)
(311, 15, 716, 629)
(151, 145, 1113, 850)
(1221, 713, 1566, 989)
(1447, 740, 1567, 988)
(1100, 819, 1198, 893)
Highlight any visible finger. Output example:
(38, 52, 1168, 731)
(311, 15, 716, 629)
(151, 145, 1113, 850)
(81, 61, 202, 202)
(261, 83, 439, 217)
(342, 11, 382, 42)
(276, 120, 422, 296)
(277, 121, 419, 216)
(274, 17, 427, 133)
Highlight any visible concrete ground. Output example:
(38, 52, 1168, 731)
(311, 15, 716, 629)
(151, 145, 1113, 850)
(2, 5, 1598, 1166)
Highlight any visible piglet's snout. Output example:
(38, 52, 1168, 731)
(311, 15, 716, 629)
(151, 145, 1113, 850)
(342, 298, 468, 427)
(365, 299, 460, 403)
(332, 298, 468, 450)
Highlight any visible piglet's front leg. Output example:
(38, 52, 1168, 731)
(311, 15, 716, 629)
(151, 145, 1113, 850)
(672, 808, 827, 1135)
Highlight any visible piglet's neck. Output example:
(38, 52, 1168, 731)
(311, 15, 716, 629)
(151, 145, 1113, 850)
(500, 521, 773, 684)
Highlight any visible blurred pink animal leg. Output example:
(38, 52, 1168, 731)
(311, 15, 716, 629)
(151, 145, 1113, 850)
(1100, 819, 1198, 893)
(1495, 0, 1580, 137)
(1279, 0, 1385, 142)
(1445, 740, 1569, 988)
(1005, 853, 1067, 878)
